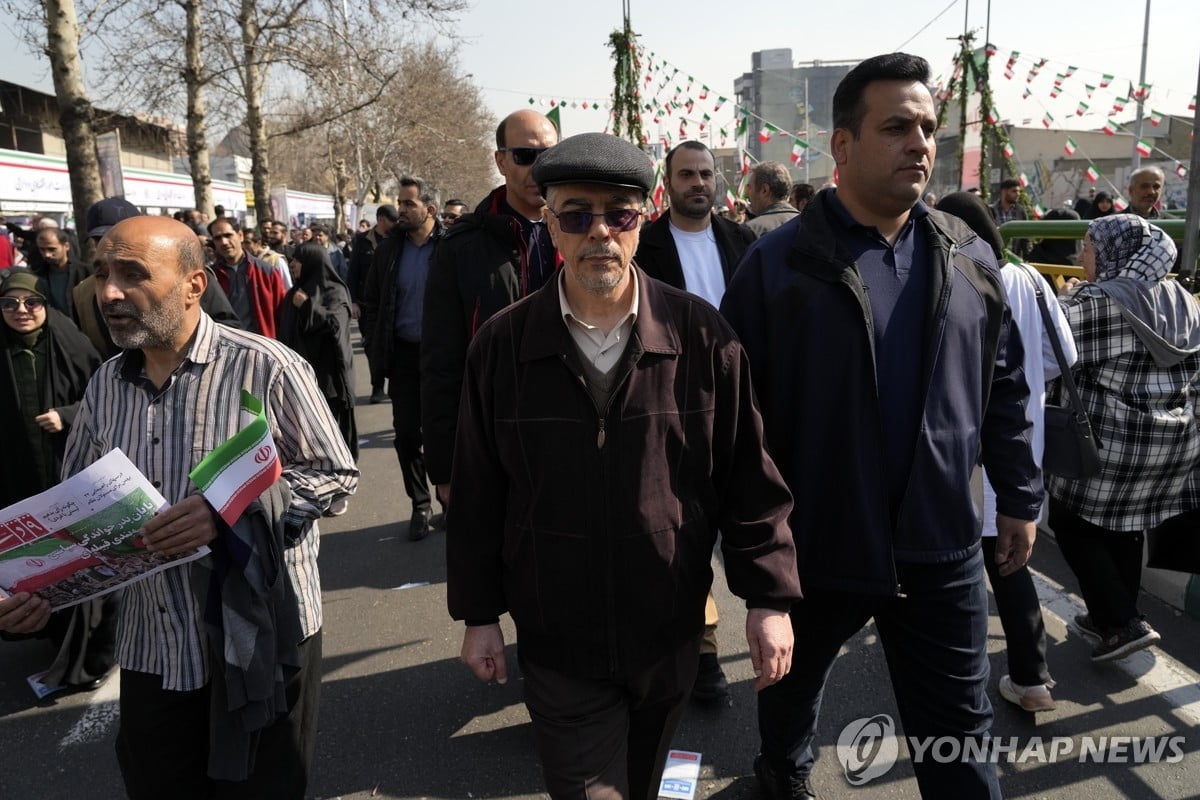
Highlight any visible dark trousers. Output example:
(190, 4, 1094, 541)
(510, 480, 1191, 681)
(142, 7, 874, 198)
(520, 640, 700, 800)
(388, 340, 430, 513)
(980, 537, 1051, 686)
(758, 550, 999, 800)
(115, 631, 322, 800)
(1050, 498, 1144, 631)
(363, 332, 386, 394)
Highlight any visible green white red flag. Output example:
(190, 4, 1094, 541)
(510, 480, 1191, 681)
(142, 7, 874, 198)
(1150, 109, 1163, 127)
(1085, 164, 1100, 183)
(1135, 139, 1152, 157)
(1100, 74, 1114, 88)
(724, 188, 737, 212)
(790, 138, 808, 165)
(1002, 142, 1014, 158)
(1018, 173, 1030, 188)
(1041, 112, 1054, 128)
(189, 391, 281, 528)
(1103, 119, 1118, 135)
(1176, 163, 1188, 179)
(1075, 101, 1089, 117)
(1064, 137, 1078, 156)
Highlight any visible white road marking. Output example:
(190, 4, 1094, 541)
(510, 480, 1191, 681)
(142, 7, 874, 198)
(1030, 567, 1200, 727)
(58, 674, 120, 749)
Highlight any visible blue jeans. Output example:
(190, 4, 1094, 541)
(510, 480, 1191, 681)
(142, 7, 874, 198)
(758, 549, 1000, 799)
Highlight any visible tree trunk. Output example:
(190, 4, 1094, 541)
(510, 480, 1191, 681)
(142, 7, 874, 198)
(240, 0, 271, 222)
(183, 0, 213, 217)
(42, 0, 102, 236)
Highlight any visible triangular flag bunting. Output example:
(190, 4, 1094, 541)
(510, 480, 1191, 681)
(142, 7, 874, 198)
(1150, 109, 1163, 127)
(1085, 163, 1100, 182)
(1103, 119, 1118, 135)
(1042, 112, 1054, 128)
(1064, 137, 1078, 156)
(1018, 172, 1030, 188)
(1100, 74, 1114, 88)
(1002, 142, 1014, 158)
(1135, 139, 1152, 157)
(1076, 101, 1089, 117)
(1175, 163, 1188, 179)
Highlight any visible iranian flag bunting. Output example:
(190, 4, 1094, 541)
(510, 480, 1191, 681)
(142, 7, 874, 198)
(1042, 112, 1054, 128)
(1112, 97, 1127, 112)
(1176, 163, 1188, 179)
(758, 126, 772, 143)
(724, 188, 737, 211)
(986, 109, 999, 125)
(1135, 139, 1152, 157)
(1018, 173, 1030, 188)
(1113, 196, 1128, 211)
(1064, 137, 1078, 156)
(1100, 74, 1113, 88)
(1084, 83, 1096, 97)
(1085, 163, 1100, 182)
(734, 109, 747, 139)
(189, 391, 282, 528)
(1190, 96, 1197, 111)
(1103, 119, 1118, 135)
(1065, 65, 1077, 77)
(1033, 203, 1046, 219)
(1150, 109, 1163, 126)
(1002, 142, 1014, 158)
(1135, 82, 1151, 99)
(1076, 101, 1089, 117)
(790, 138, 808, 165)
(714, 96, 726, 112)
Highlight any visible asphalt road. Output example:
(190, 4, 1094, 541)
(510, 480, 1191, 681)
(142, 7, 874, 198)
(2, 337, 1199, 800)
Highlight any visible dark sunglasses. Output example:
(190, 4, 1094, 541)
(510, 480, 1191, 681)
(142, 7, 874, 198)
(547, 207, 642, 234)
(498, 147, 548, 166)
(441, 212, 461, 220)
(0, 296, 47, 312)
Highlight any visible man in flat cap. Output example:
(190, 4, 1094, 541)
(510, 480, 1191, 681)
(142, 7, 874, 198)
(447, 132, 802, 799)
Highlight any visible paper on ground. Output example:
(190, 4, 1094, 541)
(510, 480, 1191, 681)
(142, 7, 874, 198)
(659, 749, 701, 800)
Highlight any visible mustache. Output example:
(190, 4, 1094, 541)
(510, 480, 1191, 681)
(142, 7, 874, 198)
(102, 301, 140, 317)
(578, 245, 623, 260)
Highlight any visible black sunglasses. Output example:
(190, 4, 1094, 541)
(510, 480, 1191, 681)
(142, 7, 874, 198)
(0, 296, 47, 313)
(547, 207, 642, 234)
(498, 147, 548, 166)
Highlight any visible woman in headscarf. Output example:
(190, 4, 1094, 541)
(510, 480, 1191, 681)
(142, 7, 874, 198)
(938, 192, 1076, 712)
(279, 242, 357, 515)
(0, 268, 119, 690)
(1084, 191, 1116, 219)
(1050, 214, 1200, 662)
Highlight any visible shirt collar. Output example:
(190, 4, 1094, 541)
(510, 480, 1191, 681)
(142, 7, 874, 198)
(557, 266, 639, 330)
(826, 188, 929, 234)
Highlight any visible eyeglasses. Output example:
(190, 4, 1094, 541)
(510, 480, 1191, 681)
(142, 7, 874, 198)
(546, 207, 642, 234)
(0, 296, 47, 313)
(498, 147, 548, 166)
(441, 212, 461, 221)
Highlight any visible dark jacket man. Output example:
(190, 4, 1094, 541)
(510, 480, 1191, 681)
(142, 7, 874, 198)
(721, 190, 1042, 595)
(634, 212, 755, 294)
(420, 185, 561, 485)
(361, 220, 445, 368)
(448, 267, 800, 677)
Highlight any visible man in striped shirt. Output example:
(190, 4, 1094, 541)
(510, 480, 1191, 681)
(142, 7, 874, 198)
(0, 216, 358, 798)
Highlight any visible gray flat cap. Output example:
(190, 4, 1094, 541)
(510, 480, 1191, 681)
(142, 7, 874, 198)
(533, 132, 654, 196)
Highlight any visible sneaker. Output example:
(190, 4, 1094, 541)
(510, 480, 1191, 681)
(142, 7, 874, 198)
(998, 674, 1056, 712)
(1090, 618, 1161, 663)
(369, 392, 390, 404)
(1074, 613, 1103, 641)
(691, 652, 730, 702)
(325, 497, 349, 517)
(754, 754, 817, 800)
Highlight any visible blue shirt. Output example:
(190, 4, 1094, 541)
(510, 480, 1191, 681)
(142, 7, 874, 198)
(825, 190, 930, 515)
(392, 238, 434, 342)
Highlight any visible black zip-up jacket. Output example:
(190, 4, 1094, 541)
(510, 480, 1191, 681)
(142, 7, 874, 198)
(360, 221, 444, 368)
(447, 269, 801, 678)
(721, 191, 1043, 595)
(420, 186, 560, 485)
(634, 211, 756, 292)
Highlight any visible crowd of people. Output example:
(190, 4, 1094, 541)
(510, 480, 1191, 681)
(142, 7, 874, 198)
(0, 50, 1196, 800)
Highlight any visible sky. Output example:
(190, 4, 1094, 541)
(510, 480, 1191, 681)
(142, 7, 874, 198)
(4, 0, 1198, 143)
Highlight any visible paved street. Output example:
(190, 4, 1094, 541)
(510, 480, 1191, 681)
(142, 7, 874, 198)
(2, 336, 1199, 799)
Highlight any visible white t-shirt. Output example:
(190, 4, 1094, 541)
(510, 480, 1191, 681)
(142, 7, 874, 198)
(982, 261, 1078, 535)
(669, 220, 725, 307)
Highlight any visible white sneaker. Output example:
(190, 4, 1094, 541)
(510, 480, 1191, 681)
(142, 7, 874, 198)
(326, 497, 349, 517)
(999, 674, 1056, 712)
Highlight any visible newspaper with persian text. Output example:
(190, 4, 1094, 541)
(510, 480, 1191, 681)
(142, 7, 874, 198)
(0, 449, 207, 611)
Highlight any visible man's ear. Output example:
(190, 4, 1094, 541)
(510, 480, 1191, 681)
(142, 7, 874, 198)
(830, 128, 852, 167)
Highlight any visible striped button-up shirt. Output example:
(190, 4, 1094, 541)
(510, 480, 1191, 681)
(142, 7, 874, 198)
(62, 312, 358, 690)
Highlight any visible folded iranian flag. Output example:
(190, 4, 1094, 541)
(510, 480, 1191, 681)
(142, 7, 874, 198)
(190, 391, 282, 527)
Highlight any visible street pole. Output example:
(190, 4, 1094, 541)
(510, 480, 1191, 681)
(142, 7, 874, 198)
(1132, 0, 1152, 168)
(1178, 55, 1200, 285)
(804, 77, 810, 184)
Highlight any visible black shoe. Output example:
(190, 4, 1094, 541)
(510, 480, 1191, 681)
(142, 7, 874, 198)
(691, 652, 730, 702)
(1091, 617, 1161, 662)
(754, 754, 817, 800)
(408, 510, 432, 541)
(369, 392, 390, 404)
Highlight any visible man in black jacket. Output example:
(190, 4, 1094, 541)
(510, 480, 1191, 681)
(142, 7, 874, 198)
(349, 205, 398, 403)
(420, 109, 559, 507)
(722, 53, 1041, 799)
(634, 139, 757, 704)
(635, 140, 756, 309)
(32, 227, 91, 320)
(362, 178, 444, 541)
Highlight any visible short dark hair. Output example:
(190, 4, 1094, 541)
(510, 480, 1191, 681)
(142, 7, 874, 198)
(751, 162, 791, 202)
(664, 140, 713, 175)
(444, 199, 466, 209)
(399, 176, 440, 208)
(214, 204, 225, 216)
(308, 223, 330, 237)
(999, 178, 1021, 190)
(206, 217, 236, 236)
(833, 53, 931, 138)
(791, 183, 816, 204)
